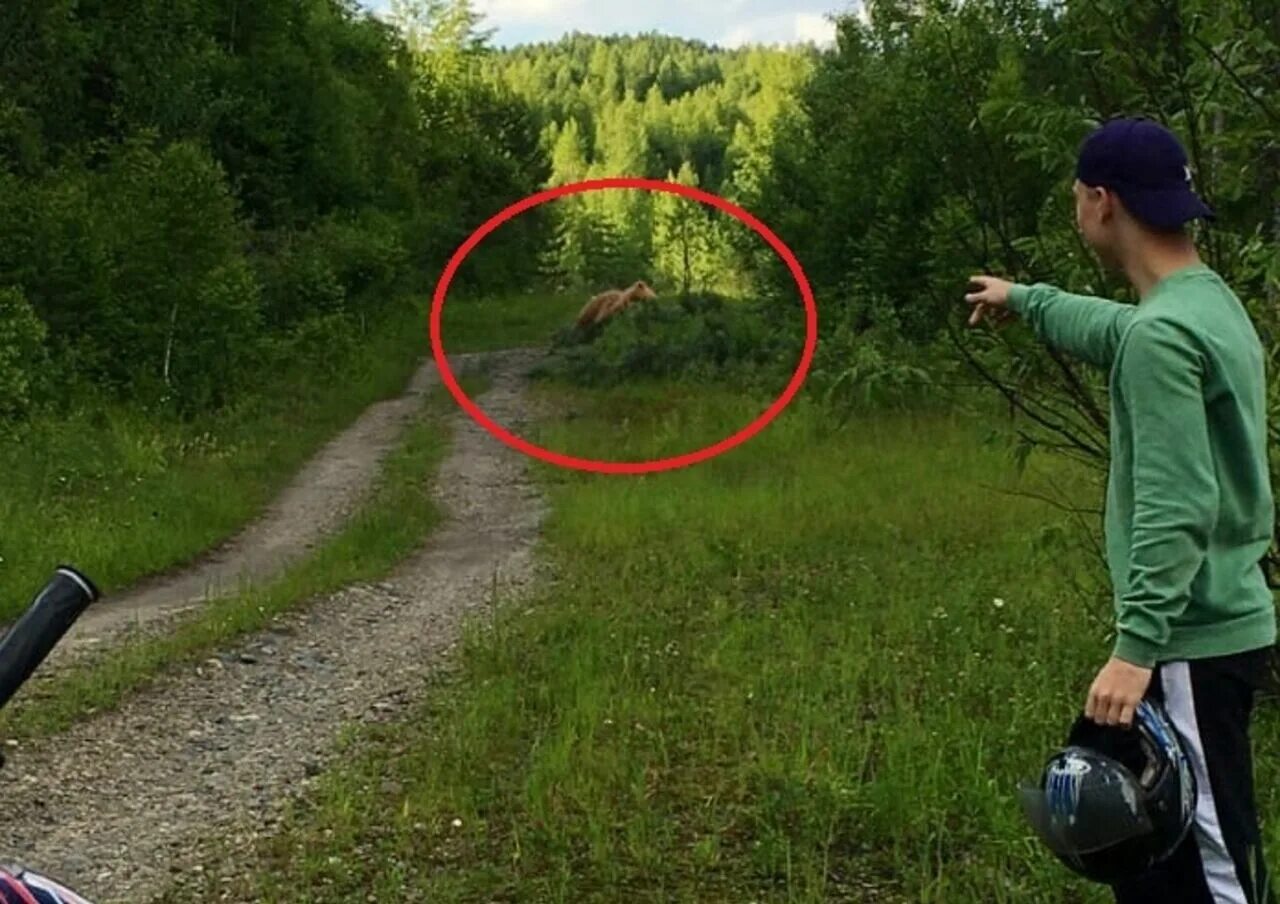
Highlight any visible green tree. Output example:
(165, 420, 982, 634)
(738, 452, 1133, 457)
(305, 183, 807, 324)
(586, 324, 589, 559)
(653, 162, 714, 296)
(548, 117, 589, 186)
(0, 0, 551, 417)
(0, 287, 46, 418)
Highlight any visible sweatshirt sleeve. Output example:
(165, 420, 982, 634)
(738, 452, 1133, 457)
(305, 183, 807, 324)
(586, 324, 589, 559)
(1006, 284, 1136, 370)
(1110, 317, 1218, 668)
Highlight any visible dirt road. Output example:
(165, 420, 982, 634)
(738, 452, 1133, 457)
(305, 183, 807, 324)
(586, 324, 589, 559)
(0, 348, 548, 903)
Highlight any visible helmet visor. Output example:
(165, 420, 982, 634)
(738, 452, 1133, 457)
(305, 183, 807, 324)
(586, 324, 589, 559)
(1017, 777, 1155, 856)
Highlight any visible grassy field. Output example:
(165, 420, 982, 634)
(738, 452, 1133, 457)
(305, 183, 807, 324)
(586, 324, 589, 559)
(161, 373, 1280, 903)
(0, 287, 581, 622)
(0, 298, 432, 620)
(0, 286, 590, 734)
(0, 372, 490, 741)
(439, 289, 587, 353)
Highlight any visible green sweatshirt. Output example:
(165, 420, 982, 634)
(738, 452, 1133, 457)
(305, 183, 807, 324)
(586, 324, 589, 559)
(1007, 263, 1277, 667)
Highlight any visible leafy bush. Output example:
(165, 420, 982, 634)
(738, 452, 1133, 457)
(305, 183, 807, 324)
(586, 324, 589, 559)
(307, 212, 411, 306)
(284, 312, 363, 376)
(0, 286, 46, 418)
(252, 226, 343, 330)
(535, 292, 803, 389)
(171, 260, 267, 413)
(535, 288, 955, 418)
(0, 135, 262, 412)
(254, 209, 414, 334)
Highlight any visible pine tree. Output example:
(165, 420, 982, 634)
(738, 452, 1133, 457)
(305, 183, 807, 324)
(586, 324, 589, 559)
(539, 209, 578, 289)
(390, 0, 494, 61)
(549, 117, 588, 186)
(582, 215, 628, 287)
(656, 56, 682, 100)
(654, 162, 711, 297)
(481, 33, 820, 298)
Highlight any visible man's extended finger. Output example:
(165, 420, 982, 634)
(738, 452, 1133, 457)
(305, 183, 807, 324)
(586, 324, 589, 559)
(968, 303, 985, 326)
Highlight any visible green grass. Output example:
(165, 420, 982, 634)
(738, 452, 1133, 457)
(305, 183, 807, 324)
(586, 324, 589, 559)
(440, 289, 587, 353)
(0, 372, 491, 742)
(158, 378, 1275, 904)
(0, 297, 433, 621)
(1, 284, 580, 622)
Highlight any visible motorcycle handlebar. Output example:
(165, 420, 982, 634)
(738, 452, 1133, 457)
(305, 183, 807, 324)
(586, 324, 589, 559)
(0, 566, 100, 714)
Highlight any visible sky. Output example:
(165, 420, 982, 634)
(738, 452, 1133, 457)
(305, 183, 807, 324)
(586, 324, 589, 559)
(363, 0, 857, 50)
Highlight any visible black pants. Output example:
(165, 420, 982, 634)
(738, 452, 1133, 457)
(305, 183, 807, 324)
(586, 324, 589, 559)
(1112, 646, 1275, 904)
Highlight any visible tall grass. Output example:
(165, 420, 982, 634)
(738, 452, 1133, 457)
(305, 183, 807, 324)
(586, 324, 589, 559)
(439, 290, 587, 353)
(0, 297, 434, 619)
(0, 374, 490, 741)
(160, 378, 1271, 904)
(1, 285, 582, 619)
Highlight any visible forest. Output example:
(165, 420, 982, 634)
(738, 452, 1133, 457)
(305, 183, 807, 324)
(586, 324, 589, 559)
(3, 0, 1280, 900)
(5, 0, 1277, 459)
(1, 0, 547, 417)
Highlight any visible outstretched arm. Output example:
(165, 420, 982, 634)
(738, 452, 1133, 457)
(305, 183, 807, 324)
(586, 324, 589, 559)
(966, 277, 1136, 370)
(1008, 283, 1136, 369)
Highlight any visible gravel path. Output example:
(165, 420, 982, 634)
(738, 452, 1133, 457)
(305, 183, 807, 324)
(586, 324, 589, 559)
(47, 350, 501, 662)
(0, 348, 549, 904)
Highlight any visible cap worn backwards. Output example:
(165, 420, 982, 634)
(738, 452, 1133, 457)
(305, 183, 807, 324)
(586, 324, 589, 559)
(1076, 117, 1215, 231)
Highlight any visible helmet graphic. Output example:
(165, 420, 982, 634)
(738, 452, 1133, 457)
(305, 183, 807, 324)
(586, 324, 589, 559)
(1017, 699, 1197, 884)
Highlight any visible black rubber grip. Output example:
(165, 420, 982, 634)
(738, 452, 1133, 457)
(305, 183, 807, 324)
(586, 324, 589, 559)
(0, 566, 100, 713)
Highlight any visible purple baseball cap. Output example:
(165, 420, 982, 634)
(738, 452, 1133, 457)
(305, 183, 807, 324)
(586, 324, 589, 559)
(1076, 117, 1215, 231)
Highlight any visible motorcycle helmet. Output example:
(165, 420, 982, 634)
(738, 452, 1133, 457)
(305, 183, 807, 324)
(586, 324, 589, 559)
(1016, 698, 1197, 884)
(0, 865, 95, 904)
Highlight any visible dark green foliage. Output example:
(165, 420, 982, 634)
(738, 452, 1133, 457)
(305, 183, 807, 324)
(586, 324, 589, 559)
(750, 0, 1279, 352)
(0, 287, 46, 419)
(537, 293, 802, 390)
(488, 34, 819, 290)
(0, 0, 550, 419)
(0, 135, 260, 412)
(744, 0, 1280, 582)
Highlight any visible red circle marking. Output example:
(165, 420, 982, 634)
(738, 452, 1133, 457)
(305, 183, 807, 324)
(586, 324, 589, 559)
(429, 176, 817, 475)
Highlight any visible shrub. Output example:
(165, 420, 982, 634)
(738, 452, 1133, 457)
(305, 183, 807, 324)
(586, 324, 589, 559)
(536, 292, 802, 390)
(0, 286, 47, 419)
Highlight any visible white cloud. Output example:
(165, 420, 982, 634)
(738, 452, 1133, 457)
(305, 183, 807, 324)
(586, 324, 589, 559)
(720, 11, 836, 48)
(720, 24, 754, 47)
(364, 0, 846, 48)
(473, 0, 588, 22)
(794, 12, 836, 44)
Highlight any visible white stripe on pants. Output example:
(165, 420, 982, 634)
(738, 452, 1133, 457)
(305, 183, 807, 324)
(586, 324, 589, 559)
(1162, 661, 1249, 904)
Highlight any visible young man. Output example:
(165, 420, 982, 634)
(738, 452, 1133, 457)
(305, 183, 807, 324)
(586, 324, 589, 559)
(966, 117, 1276, 903)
